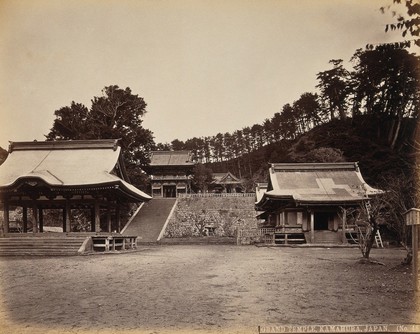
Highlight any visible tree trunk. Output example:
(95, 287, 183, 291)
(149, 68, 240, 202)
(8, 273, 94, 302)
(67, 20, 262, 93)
(390, 117, 402, 151)
(361, 217, 378, 259)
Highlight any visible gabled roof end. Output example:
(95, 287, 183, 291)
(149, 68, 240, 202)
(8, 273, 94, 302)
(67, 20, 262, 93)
(9, 139, 121, 153)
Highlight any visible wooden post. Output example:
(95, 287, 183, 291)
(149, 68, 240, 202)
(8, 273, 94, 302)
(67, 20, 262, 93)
(32, 205, 38, 233)
(310, 210, 315, 243)
(94, 200, 100, 233)
(65, 200, 71, 233)
(342, 208, 347, 244)
(281, 212, 285, 231)
(90, 208, 95, 232)
(116, 204, 121, 233)
(23, 206, 28, 233)
(405, 208, 420, 291)
(39, 208, 44, 233)
(107, 205, 112, 233)
(413, 225, 419, 291)
(62, 207, 67, 232)
(2, 201, 9, 235)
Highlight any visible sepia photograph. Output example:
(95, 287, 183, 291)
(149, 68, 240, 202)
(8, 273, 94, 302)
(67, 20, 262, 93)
(0, 0, 419, 333)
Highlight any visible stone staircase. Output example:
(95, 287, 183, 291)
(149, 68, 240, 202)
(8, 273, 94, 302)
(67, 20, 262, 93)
(0, 234, 88, 256)
(122, 198, 177, 243)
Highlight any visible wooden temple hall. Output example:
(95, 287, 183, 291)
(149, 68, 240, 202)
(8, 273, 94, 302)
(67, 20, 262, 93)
(0, 140, 151, 236)
(255, 162, 382, 245)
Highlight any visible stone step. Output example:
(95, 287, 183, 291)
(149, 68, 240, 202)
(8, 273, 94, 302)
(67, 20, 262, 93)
(123, 199, 177, 242)
(0, 237, 85, 256)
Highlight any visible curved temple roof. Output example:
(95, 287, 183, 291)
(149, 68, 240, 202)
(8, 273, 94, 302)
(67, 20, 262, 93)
(255, 162, 382, 210)
(0, 139, 151, 202)
(149, 150, 195, 166)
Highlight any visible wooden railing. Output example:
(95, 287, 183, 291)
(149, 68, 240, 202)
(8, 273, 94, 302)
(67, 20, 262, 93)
(259, 226, 306, 245)
(259, 228, 275, 235)
(179, 193, 255, 198)
(91, 235, 137, 252)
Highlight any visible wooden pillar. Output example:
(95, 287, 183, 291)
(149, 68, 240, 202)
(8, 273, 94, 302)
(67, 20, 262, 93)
(64, 200, 71, 233)
(23, 206, 28, 233)
(90, 207, 95, 232)
(2, 201, 10, 235)
(39, 208, 44, 233)
(62, 207, 67, 232)
(413, 225, 419, 291)
(107, 205, 112, 233)
(116, 204, 121, 233)
(310, 210, 315, 243)
(94, 200, 100, 233)
(32, 204, 38, 233)
(341, 208, 347, 244)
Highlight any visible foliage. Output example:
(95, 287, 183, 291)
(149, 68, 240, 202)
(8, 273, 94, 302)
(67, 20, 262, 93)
(46, 85, 155, 188)
(192, 163, 213, 193)
(350, 47, 420, 149)
(159, 90, 325, 176)
(0, 146, 8, 166)
(380, 0, 420, 48)
(346, 166, 419, 261)
(157, 46, 418, 183)
(378, 171, 418, 250)
(303, 147, 345, 163)
(342, 187, 386, 260)
(316, 59, 351, 120)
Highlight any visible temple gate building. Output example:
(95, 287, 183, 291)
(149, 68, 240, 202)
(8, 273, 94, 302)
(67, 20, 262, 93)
(210, 171, 244, 193)
(145, 151, 196, 198)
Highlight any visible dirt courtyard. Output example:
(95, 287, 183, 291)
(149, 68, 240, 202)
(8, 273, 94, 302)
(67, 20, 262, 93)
(0, 245, 419, 334)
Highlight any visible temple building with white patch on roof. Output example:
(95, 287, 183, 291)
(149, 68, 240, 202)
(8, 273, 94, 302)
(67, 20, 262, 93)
(255, 162, 382, 245)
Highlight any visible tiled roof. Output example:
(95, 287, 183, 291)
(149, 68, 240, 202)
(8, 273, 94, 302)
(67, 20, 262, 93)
(212, 172, 242, 184)
(255, 183, 268, 203)
(149, 151, 195, 166)
(0, 140, 151, 201)
(256, 162, 381, 208)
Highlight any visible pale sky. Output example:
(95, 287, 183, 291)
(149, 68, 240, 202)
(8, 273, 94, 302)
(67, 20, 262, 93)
(0, 0, 408, 149)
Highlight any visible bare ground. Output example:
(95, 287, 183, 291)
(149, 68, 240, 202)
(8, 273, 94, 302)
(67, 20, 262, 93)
(0, 245, 418, 334)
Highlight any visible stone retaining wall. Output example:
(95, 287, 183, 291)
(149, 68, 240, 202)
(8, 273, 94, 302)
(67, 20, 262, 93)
(163, 197, 258, 239)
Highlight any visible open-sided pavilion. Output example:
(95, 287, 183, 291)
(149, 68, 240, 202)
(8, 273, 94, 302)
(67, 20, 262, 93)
(0, 139, 151, 236)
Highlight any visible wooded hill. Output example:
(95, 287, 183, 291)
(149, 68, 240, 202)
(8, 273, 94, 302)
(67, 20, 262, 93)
(207, 115, 418, 190)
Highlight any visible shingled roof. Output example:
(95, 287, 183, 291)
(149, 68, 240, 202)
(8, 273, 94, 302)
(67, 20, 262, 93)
(255, 162, 382, 210)
(212, 172, 242, 185)
(0, 139, 151, 202)
(149, 151, 195, 167)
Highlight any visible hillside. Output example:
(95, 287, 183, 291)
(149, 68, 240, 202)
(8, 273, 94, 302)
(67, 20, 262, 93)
(208, 115, 418, 187)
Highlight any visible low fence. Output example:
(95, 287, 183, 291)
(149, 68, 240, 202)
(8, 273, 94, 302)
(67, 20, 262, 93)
(236, 227, 265, 245)
(178, 193, 255, 198)
(91, 235, 137, 252)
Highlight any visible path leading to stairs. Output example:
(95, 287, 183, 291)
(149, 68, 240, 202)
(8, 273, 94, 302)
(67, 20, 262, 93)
(122, 198, 176, 242)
